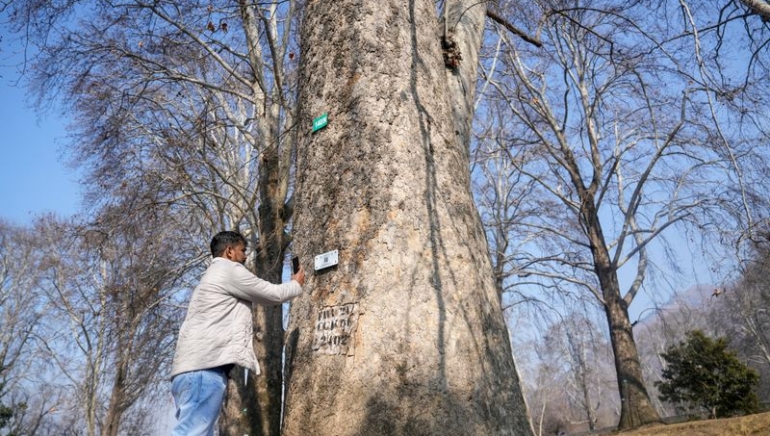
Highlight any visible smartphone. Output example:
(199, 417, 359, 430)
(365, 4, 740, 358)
(292, 256, 300, 274)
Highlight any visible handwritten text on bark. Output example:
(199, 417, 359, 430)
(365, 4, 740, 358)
(312, 303, 360, 355)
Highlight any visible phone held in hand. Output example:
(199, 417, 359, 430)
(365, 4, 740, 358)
(292, 256, 300, 274)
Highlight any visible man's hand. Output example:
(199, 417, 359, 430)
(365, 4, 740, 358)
(291, 266, 306, 286)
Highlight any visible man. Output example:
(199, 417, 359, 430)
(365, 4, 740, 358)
(169, 231, 305, 436)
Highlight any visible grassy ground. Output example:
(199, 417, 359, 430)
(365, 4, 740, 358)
(611, 412, 770, 436)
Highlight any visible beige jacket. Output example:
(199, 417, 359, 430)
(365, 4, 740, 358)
(170, 257, 302, 378)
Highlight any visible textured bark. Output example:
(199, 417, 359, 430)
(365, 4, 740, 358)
(219, 310, 283, 436)
(605, 295, 661, 430)
(216, 0, 296, 427)
(220, 145, 290, 436)
(282, 0, 533, 434)
(582, 198, 662, 430)
(103, 365, 125, 436)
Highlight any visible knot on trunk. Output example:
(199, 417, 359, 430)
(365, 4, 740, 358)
(441, 34, 462, 70)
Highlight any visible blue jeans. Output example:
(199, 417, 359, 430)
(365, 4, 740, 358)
(171, 368, 228, 436)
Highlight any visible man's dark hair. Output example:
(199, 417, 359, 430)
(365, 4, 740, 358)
(210, 231, 247, 257)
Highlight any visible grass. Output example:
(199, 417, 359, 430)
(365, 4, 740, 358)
(611, 412, 770, 436)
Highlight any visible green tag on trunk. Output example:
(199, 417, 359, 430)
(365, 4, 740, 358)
(312, 112, 328, 132)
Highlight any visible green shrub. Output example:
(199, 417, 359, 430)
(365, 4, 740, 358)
(656, 330, 760, 418)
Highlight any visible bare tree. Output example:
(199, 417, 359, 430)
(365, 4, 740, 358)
(88, 204, 197, 436)
(558, 313, 615, 431)
(475, 0, 770, 429)
(674, 0, 770, 252)
(516, 305, 618, 434)
(28, 210, 188, 436)
(472, 105, 542, 301)
(6, 0, 301, 433)
(633, 286, 716, 417)
(0, 220, 61, 435)
(703, 241, 770, 401)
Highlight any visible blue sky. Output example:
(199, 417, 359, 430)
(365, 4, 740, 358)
(0, 37, 82, 226)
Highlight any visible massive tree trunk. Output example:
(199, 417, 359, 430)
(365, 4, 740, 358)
(282, 0, 533, 434)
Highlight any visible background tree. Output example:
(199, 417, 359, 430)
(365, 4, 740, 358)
(472, 105, 541, 302)
(656, 330, 760, 418)
(631, 284, 737, 421)
(476, 0, 769, 429)
(6, 1, 302, 433)
(30, 208, 191, 436)
(0, 222, 33, 435)
(83, 201, 196, 436)
(527, 310, 618, 433)
(0, 220, 61, 436)
(706, 241, 770, 400)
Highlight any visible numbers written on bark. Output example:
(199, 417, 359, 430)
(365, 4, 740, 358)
(312, 302, 360, 355)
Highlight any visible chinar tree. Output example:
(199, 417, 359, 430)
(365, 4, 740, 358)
(281, 0, 534, 434)
(475, 0, 769, 430)
(5, 1, 301, 434)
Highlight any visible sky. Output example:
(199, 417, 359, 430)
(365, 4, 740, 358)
(0, 37, 82, 226)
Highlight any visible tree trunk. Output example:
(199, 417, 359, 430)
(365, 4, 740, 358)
(220, 146, 289, 436)
(282, 0, 533, 435)
(604, 292, 661, 430)
(103, 363, 125, 436)
(219, 307, 284, 436)
(584, 197, 661, 430)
